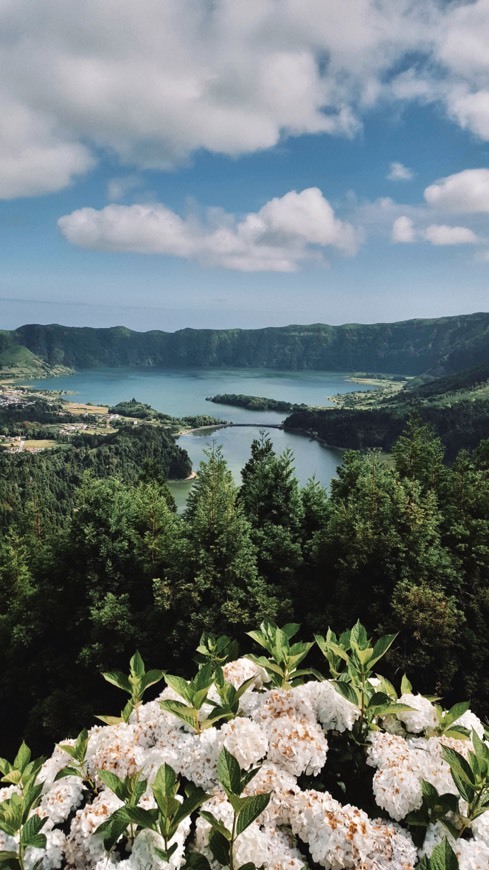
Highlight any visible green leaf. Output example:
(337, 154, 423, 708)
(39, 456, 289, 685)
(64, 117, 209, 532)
(159, 700, 199, 731)
(332, 681, 358, 706)
(97, 769, 123, 798)
(217, 747, 242, 796)
(54, 766, 81, 782)
(140, 669, 165, 692)
(96, 812, 130, 852)
(154, 844, 178, 862)
(130, 651, 145, 678)
(164, 674, 192, 703)
(236, 793, 270, 836)
(442, 746, 476, 786)
(208, 829, 230, 866)
(12, 744, 30, 772)
(95, 714, 123, 726)
(183, 853, 212, 870)
(429, 838, 459, 870)
(102, 670, 131, 694)
(153, 763, 177, 798)
(401, 674, 413, 695)
(199, 811, 231, 840)
(369, 633, 397, 667)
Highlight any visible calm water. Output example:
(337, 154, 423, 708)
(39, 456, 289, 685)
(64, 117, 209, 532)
(25, 368, 375, 505)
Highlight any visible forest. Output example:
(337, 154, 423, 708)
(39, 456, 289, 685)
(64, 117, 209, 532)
(1, 311, 489, 376)
(0, 413, 488, 766)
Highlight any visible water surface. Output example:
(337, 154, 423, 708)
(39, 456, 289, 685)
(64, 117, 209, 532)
(25, 367, 374, 504)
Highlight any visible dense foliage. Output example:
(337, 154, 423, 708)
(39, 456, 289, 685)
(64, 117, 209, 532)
(1, 624, 488, 869)
(284, 366, 489, 459)
(3, 311, 489, 375)
(0, 417, 488, 765)
(206, 395, 308, 412)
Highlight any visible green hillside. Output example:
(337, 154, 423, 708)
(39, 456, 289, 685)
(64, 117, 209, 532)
(5, 311, 489, 376)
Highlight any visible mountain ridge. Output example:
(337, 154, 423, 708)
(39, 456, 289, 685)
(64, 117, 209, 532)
(1, 311, 488, 377)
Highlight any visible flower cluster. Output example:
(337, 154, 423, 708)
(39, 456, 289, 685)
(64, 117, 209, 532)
(1, 627, 488, 870)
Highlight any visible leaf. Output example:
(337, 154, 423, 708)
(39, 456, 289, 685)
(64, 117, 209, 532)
(164, 673, 192, 701)
(153, 763, 177, 798)
(429, 838, 459, 870)
(140, 669, 165, 692)
(199, 811, 231, 840)
(97, 769, 123, 798)
(369, 633, 397, 667)
(21, 815, 47, 849)
(130, 651, 145, 678)
(155, 843, 178, 861)
(332, 681, 358, 706)
(96, 813, 130, 852)
(442, 747, 476, 786)
(176, 786, 209, 825)
(159, 700, 199, 731)
(101, 670, 131, 694)
(315, 636, 350, 663)
(401, 674, 413, 695)
(12, 744, 30, 772)
(54, 766, 81, 782)
(217, 747, 242, 796)
(183, 853, 212, 870)
(208, 829, 230, 866)
(236, 793, 270, 836)
(95, 715, 123, 726)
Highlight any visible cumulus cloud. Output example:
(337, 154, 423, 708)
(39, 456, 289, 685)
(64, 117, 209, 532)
(58, 187, 359, 272)
(424, 169, 489, 212)
(392, 216, 416, 243)
(2, 1, 489, 199)
(0, 0, 476, 200)
(387, 162, 414, 181)
(423, 224, 480, 245)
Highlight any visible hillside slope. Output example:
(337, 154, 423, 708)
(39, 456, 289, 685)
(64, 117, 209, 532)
(5, 311, 489, 376)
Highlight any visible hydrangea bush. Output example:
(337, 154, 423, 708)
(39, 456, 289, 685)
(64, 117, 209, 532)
(1, 622, 488, 870)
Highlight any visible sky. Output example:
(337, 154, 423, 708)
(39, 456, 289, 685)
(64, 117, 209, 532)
(1, 0, 489, 333)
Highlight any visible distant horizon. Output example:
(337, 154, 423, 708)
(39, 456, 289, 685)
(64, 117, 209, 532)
(6, 308, 489, 336)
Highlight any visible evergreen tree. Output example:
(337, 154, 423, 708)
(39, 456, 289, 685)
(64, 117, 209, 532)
(239, 433, 304, 591)
(154, 445, 286, 661)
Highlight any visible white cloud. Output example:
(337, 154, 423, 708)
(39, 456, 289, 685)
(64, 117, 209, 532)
(58, 187, 360, 272)
(424, 169, 489, 212)
(0, 0, 454, 199)
(3, 1, 489, 199)
(387, 162, 414, 181)
(392, 216, 416, 243)
(423, 224, 480, 245)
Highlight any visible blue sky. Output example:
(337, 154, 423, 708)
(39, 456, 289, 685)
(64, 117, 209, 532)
(1, 0, 489, 332)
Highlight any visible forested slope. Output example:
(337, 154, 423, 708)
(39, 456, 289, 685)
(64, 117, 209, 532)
(1, 422, 488, 763)
(3, 311, 488, 375)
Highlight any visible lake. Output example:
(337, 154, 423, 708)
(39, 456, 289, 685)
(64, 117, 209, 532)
(25, 367, 375, 505)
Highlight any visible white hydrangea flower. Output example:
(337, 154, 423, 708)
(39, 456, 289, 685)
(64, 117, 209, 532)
(244, 762, 299, 826)
(397, 694, 439, 734)
(296, 680, 360, 732)
(39, 776, 85, 825)
(182, 727, 224, 790)
(221, 717, 268, 769)
(289, 790, 416, 869)
(25, 828, 65, 869)
(253, 687, 316, 726)
(367, 733, 458, 820)
(64, 789, 121, 866)
(266, 715, 328, 777)
(87, 722, 146, 782)
(223, 657, 270, 689)
(453, 710, 485, 739)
